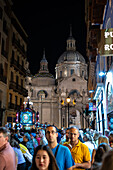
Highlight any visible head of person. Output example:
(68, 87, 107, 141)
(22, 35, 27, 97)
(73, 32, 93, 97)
(46, 125, 58, 144)
(31, 145, 59, 170)
(61, 129, 66, 138)
(30, 133, 36, 139)
(100, 149, 113, 170)
(66, 127, 70, 141)
(39, 129, 46, 138)
(98, 135, 109, 145)
(93, 131, 99, 142)
(23, 132, 31, 143)
(69, 126, 79, 143)
(95, 142, 110, 163)
(10, 138, 20, 149)
(0, 127, 10, 148)
(83, 133, 91, 142)
(105, 129, 110, 137)
(108, 131, 113, 143)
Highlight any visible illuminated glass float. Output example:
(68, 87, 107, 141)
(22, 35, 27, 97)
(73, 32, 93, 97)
(16, 100, 38, 130)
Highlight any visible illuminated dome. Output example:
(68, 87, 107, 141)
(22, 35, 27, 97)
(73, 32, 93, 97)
(55, 25, 87, 80)
(57, 50, 86, 64)
(57, 26, 86, 64)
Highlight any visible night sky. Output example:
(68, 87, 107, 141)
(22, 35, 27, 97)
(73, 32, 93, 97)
(12, 0, 87, 76)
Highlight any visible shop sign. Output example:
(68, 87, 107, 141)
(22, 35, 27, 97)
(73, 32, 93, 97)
(99, 28, 113, 56)
(89, 103, 93, 111)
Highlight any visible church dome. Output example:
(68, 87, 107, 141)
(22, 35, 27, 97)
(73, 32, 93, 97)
(57, 25, 86, 64)
(57, 50, 86, 64)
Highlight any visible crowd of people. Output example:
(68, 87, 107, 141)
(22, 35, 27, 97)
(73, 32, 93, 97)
(0, 125, 113, 170)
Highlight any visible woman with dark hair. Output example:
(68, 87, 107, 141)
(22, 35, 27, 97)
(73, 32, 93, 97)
(30, 145, 59, 170)
(100, 149, 113, 170)
(91, 143, 110, 170)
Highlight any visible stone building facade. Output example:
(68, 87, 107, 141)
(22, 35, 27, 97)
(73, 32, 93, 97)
(26, 28, 89, 129)
(0, 0, 28, 126)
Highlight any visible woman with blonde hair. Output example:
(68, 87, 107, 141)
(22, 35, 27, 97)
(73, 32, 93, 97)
(91, 135, 109, 164)
(98, 135, 109, 145)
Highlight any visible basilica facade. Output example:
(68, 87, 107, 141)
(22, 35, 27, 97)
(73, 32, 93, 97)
(26, 29, 89, 129)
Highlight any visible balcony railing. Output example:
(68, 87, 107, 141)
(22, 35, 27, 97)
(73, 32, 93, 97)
(9, 81, 28, 97)
(8, 103, 20, 110)
(11, 59, 26, 76)
(12, 37, 27, 57)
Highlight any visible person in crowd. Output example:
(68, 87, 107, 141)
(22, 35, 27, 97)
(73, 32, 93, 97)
(91, 143, 110, 170)
(83, 133, 95, 159)
(0, 127, 17, 170)
(46, 125, 75, 170)
(93, 131, 100, 148)
(19, 142, 33, 170)
(30, 145, 59, 170)
(104, 129, 110, 138)
(36, 132, 41, 145)
(64, 126, 91, 170)
(108, 131, 113, 148)
(100, 149, 113, 170)
(22, 132, 34, 156)
(98, 135, 109, 145)
(21, 133, 34, 170)
(10, 138, 26, 170)
(30, 132, 38, 148)
(60, 127, 70, 144)
(39, 129, 48, 145)
(91, 135, 109, 164)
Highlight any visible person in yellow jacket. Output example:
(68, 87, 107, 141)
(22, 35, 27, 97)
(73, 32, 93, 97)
(19, 143, 33, 163)
(64, 126, 91, 170)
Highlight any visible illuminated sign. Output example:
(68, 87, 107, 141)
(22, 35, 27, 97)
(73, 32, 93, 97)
(89, 103, 93, 111)
(99, 28, 113, 56)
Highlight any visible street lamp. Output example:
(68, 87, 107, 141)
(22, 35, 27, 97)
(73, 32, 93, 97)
(66, 96, 71, 127)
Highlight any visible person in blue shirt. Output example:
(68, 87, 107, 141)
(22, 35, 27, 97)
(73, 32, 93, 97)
(46, 125, 75, 170)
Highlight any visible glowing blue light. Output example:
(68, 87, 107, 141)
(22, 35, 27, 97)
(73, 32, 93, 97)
(99, 71, 106, 76)
(89, 90, 94, 93)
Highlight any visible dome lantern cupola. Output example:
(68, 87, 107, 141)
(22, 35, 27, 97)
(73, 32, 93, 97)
(66, 24, 76, 51)
(39, 48, 49, 73)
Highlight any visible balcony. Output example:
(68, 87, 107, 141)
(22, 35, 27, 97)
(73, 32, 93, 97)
(9, 81, 28, 97)
(12, 37, 27, 57)
(8, 103, 21, 111)
(11, 59, 26, 76)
